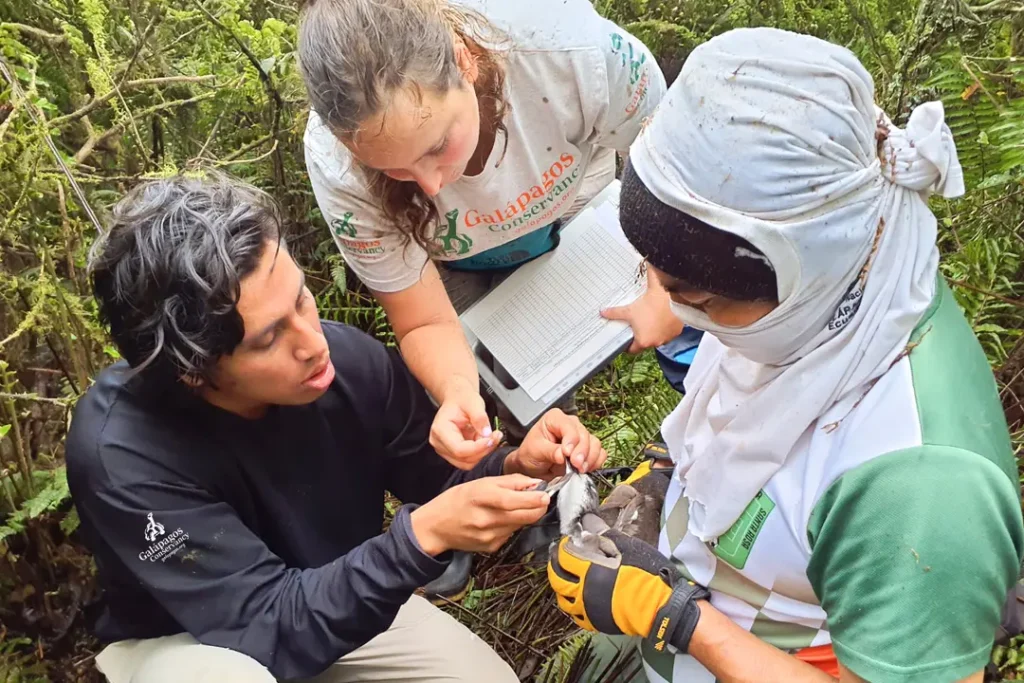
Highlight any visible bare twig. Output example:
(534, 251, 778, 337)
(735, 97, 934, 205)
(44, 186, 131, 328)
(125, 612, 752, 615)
(1001, 365, 1024, 400)
(265, 0, 300, 14)
(55, 180, 77, 284)
(0, 393, 72, 406)
(291, 227, 326, 243)
(110, 17, 159, 90)
(961, 187, 1024, 214)
(0, 470, 19, 514)
(303, 272, 333, 286)
(73, 91, 217, 163)
(0, 92, 21, 145)
(888, 0, 940, 117)
(48, 75, 217, 128)
(0, 369, 34, 498)
(998, 338, 1024, 430)
(947, 277, 1024, 308)
(208, 136, 276, 166)
(969, 0, 1024, 11)
(213, 144, 279, 167)
(961, 58, 1005, 111)
(71, 652, 98, 668)
(191, 0, 286, 189)
(222, 133, 275, 162)
(105, 79, 149, 170)
(26, 367, 64, 376)
(163, 25, 204, 53)
(0, 59, 105, 239)
(843, 0, 894, 79)
(194, 110, 226, 162)
(961, 55, 1024, 61)
(0, 23, 67, 44)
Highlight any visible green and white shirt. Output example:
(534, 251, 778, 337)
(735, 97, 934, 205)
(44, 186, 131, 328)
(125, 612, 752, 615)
(644, 280, 1024, 683)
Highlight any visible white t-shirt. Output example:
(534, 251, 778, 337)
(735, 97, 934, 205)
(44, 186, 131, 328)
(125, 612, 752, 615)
(304, 0, 666, 292)
(642, 281, 1023, 683)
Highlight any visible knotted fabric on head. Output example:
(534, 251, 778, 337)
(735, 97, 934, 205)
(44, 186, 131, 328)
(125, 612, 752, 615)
(627, 27, 965, 543)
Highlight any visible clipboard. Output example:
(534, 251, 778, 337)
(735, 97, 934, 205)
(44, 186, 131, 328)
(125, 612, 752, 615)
(458, 180, 644, 429)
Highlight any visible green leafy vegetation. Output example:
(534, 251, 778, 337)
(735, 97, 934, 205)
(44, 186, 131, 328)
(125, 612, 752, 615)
(0, 0, 1021, 680)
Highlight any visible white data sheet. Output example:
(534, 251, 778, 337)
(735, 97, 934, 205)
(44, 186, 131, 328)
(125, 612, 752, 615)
(462, 184, 644, 402)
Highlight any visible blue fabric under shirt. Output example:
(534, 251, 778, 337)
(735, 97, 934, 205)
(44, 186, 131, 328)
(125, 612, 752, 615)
(444, 223, 560, 271)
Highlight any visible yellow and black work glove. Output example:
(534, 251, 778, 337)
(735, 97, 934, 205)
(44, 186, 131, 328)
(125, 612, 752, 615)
(547, 513, 710, 654)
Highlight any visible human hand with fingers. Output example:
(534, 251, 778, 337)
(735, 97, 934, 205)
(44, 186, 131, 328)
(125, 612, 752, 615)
(504, 409, 608, 480)
(429, 378, 503, 470)
(601, 270, 683, 353)
(410, 474, 550, 556)
(547, 512, 710, 654)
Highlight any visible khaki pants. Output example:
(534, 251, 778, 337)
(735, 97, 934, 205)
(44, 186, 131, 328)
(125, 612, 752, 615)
(94, 595, 518, 683)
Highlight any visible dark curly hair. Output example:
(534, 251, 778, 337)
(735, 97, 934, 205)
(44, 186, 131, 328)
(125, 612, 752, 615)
(89, 172, 283, 388)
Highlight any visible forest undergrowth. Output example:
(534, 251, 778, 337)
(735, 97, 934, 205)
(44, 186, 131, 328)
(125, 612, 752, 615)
(1, 0, 1022, 680)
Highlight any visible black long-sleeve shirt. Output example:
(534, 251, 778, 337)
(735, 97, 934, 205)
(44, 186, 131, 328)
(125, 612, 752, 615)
(65, 322, 507, 679)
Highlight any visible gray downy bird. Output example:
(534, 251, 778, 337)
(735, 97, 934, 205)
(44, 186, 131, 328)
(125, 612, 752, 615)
(516, 451, 674, 561)
(546, 462, 600, 544)
(546, 459, 673, 548)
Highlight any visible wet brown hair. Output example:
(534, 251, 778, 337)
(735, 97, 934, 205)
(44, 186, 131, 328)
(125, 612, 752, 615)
(298, 0, 509, 253)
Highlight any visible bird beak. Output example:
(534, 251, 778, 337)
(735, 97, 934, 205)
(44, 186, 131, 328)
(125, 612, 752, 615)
(541, 474, 572, 496)
(538, 461, 582, 496)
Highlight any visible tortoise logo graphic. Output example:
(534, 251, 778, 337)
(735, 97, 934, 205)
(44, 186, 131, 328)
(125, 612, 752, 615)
(138, 515, 189, 563)
(144, 512, 166, 542)
(331, 211, 357, 238)
(434, 209, 472, 256)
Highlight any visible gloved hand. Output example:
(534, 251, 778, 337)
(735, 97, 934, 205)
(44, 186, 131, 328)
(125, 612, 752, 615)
(547, 513, 709, 654)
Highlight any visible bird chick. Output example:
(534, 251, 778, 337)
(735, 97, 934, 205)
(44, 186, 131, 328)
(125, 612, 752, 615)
(555, 462, 599, 544)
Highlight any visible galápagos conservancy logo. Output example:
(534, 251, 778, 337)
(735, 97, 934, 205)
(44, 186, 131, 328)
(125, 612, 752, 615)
(138, 512, 189, 563)
(144, 512, 165, 542)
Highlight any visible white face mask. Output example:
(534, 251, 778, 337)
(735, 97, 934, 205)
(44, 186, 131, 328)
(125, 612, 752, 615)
(668, 299, 691, 325)
(667, 296, 753, 335)
(668, 298, 718, 334)
(666, 292, 829, 366)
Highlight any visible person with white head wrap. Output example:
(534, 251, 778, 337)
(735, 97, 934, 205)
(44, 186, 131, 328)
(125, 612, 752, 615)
(547, 27, 1023, 683)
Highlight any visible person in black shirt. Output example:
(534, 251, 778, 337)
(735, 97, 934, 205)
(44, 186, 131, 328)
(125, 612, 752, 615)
(67, 172, 608, 683)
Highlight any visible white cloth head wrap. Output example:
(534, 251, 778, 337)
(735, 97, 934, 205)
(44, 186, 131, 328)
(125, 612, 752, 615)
(630, 27, 965, 542)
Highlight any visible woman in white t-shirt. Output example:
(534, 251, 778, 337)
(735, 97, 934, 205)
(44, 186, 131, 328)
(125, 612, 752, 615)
(297, 0, 675, 467)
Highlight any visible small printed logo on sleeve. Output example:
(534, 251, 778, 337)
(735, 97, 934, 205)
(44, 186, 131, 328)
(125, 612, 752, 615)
(337, 237, 387, 261)
(144, 512, 165, 542)
(331, 211, 389, 262)
(609, 33, 651, 116)
(138, 512, 190, 563)
(609, 33, 648, 85)
(331, 212, 357, 238)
